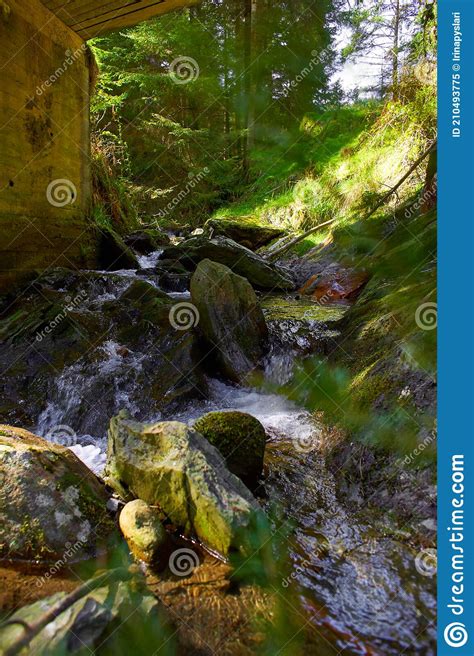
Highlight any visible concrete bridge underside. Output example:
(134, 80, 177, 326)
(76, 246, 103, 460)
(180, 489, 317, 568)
(0, 0, 197, 290)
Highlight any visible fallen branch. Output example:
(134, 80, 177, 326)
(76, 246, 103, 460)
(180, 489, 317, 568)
(3, 568, 132, 656)
(265, 218, 337, 260)
(363, 140, 437, 221)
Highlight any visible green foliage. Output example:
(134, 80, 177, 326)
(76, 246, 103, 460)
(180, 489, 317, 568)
(89, 0, 340, 225)
(90, 136, 140, 234)
(280, 202, 436, 461)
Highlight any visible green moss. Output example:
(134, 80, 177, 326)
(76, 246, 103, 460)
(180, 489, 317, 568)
(194, 411, 266, 489)
(261, 295, 347, 324)
(15, 517, 55, 560)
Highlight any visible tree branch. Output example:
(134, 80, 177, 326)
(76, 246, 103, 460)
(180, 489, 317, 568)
(3, 568, 133, 656)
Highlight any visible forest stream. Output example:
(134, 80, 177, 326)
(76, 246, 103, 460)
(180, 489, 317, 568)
(0, 244, 436, 656)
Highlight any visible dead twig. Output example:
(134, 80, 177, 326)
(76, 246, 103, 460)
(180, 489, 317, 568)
(3, 568, 132, 656)
(264, 218, 337, 260)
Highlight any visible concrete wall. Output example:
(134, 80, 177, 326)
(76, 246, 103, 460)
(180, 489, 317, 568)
(0, 0, 95, 291)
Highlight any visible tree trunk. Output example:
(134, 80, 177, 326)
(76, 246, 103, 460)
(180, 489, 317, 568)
(421, 144, 437, 213)
(391, 0, 400, 99)
(242, 0, 252, 175)
(247, 0, 258, 152)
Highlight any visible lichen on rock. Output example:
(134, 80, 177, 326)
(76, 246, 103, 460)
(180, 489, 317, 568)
(119, 499, 168, 564)
(105, 413, 265, 557)
(0, 425, 115, 561)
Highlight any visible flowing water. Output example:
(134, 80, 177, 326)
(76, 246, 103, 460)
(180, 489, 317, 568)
(31, 253, 436, 655)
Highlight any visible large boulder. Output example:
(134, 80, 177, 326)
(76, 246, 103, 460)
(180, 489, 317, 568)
(0, 425, 115, 561)
(105, 414, 263, 556)
(193, 411, 266, 490)
(160, 236, 294, 290)
(119, 499, 168, 564)
(97, 227, 139, 270)
(191, 259, 268, 383)
(205, 218, 285, 250)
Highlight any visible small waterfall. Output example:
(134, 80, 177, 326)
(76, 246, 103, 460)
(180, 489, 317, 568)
(36, 340, 151, 473)
(261, 296, 345, 385)
(137, 249, 163, 270)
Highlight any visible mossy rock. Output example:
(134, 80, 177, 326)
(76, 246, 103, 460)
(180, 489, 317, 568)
(194, 411, 266, 489)
(119, 279, 170, 304)
(0, 425, 116, 561)
(105, 414, 264, 556)
(191, 259, 268, 383)
(161, 236, 294, 290)
(119, 499, 168, 564)
(0, 271, 205, 434)
(205, 218, 285, 250)
(97, 227, 139, 270)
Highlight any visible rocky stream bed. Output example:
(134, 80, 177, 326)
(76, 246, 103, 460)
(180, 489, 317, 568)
(0, 230, 436, 655)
